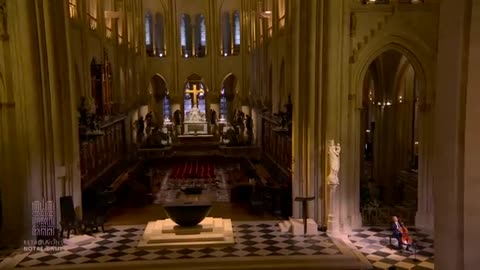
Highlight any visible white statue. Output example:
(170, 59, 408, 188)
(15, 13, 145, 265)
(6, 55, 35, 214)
(327, 140, 341, 185)
(186, 107, 206, 122)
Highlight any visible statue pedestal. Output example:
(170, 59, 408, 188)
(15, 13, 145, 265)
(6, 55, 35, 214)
(184, 121, 208, 135)
(327, 184, 340, 234)
(138, 217, 234, 248)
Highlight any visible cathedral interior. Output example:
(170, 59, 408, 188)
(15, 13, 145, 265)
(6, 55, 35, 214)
(0, 0, 479, 269)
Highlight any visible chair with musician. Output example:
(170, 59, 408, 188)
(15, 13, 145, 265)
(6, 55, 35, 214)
(391, 216, 413, 251)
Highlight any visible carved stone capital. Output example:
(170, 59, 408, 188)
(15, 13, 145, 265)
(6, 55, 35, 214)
(0, 0, 8, 41)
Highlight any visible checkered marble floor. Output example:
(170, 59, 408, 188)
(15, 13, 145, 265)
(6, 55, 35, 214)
(14, 221, 342, 268)
(349, 227, 434, 270)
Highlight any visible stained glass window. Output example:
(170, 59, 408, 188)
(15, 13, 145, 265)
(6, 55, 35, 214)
(234, 11, 241, 46)
(220, 88, 227, 119)
(180, 14, 191, 57)
(180, 15, 187, 47)
(145, 13, 153, 55)
(195, 14, 207, 57)
(200, 16, 206, 46)
(163, 95, 171, 120)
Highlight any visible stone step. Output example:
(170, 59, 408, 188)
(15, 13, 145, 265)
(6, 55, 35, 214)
(63, 234, 95, 246)
(278, 220, 291, 233)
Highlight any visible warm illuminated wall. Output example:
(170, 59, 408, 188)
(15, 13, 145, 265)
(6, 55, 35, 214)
(68, 0, 147, 109)
(144, 0, 245, 109)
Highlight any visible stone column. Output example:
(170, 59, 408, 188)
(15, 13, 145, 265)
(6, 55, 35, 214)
(0, 0, 80, 245)
(325, 0, 363, 232)
(374, 104, 397, 202)
(415, 99, 434, 232)
(0, 4, 31, 242)
(434, 0, 480, 269)
(290, 0, 324, 220)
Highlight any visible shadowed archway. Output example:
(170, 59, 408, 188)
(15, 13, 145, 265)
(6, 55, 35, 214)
(149, 74, 170, 125)
(220, 73, 237, 122)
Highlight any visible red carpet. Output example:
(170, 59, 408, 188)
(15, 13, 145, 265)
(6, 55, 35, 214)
(169, 160, 216, 179)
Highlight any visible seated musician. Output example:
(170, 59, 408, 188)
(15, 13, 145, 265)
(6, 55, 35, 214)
(391, 216, 406, 250)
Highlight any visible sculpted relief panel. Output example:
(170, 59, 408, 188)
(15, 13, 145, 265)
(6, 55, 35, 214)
(350, 4, 438, 63)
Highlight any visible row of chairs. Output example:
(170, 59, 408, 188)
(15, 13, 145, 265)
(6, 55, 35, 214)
(59, 195, 108, 238)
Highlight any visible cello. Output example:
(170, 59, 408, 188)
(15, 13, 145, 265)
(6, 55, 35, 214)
(399, 220, 413, 246)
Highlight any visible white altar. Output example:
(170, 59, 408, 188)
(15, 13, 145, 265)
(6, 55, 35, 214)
(183, 107, 208, 135)
(184, 121, 208, 134)
(138, 217, 234, 248)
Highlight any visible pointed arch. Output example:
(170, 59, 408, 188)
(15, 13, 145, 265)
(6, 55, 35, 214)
(220, 73, 237, 101)
(150, 74, 168, 102)
(220, 73, 238, 122)
(149, 74, 170, 122)
(350, 36, 435, 228)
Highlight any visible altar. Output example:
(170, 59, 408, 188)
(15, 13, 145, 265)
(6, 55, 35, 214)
(182, 84, 209, 135)
(184, 121, 208, 135)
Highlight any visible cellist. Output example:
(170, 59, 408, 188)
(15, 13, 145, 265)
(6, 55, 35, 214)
(391, 216, 405, 250)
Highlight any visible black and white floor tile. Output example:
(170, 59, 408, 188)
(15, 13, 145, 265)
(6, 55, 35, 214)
(14, 221, 341, 268)
(349, 227, 434, 270)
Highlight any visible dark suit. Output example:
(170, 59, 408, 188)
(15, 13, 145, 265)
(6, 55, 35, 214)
(391, 222, 403, 249)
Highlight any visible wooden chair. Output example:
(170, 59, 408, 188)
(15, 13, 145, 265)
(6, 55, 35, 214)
(59, 196, 82, 238)
(83, 190, 113, 234)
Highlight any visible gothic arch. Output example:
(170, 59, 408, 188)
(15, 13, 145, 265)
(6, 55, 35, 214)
(220, 73, 238, 121)
(347, 34, 436, 228)
(150, 74, 169, 103)
(220, 73, 237, 101)
(183, 73, 209, 91)
(352, 34, 435, 107)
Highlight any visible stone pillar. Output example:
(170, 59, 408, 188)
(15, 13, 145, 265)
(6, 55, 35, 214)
(434, 0, 480, 269)
(290, 0, 324, 220)
(374, 105, 397, 202)
(0, 0, 81, 245)
(341, 0, 363, 231)
(48, 0, 83, 219)
(415, 100, 434, 232)
(325, 0, 363, 232)
(0, 10, 30, 243)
